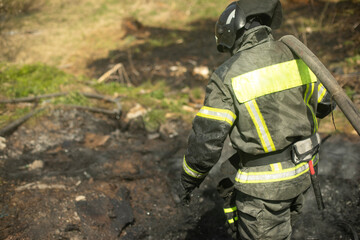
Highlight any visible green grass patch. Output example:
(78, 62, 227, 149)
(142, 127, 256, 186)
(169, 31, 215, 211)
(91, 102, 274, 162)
(143, 109, 166, 132)
(344, 86, 356, 99)
(0, 62, 90, 128)
(190, 87, 204, 100)
(0, 105, 31, 128)
(0, 62, 195, 131)
(94, 79, 192, 118)
(147, 32, 183, 48)
(345, 55, 360, 69)
(0, 63, 73, 98)
(93, 81, 127, 95)
(93, 79, 193, 130)
(53, 92, 91, 106)
(94, 80, 170, 106)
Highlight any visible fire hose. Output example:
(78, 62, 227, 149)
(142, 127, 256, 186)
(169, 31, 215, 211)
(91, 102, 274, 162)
(280, 35, 360, 136)
(280, 35, 359, 240)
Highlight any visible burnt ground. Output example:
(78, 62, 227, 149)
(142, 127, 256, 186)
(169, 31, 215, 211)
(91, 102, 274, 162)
(1, 1, 360, 240)
(0, 107, 359, 240)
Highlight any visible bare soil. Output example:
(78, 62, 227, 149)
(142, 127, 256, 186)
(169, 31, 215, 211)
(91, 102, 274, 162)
(1, 1, 360, 240)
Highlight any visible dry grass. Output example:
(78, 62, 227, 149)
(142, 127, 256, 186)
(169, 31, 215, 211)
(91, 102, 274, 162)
(0, 0, 232, 77)
(1, 0, 128, 74)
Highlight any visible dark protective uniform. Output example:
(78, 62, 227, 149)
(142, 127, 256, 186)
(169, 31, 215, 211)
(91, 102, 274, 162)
(181, 25, 335, 239)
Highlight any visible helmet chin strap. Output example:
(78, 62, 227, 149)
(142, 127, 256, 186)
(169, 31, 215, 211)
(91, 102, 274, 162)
(229, 18, 262, 55)
(244, 17, 262, 30)
(229, 35, 244, 56)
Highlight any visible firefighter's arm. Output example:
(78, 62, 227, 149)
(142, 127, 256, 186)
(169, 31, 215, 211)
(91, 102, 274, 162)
(316, 82, 336, 119)
(180, 72, 236, 203)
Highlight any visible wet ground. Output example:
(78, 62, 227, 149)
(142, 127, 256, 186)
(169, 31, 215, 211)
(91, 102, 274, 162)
(0, 106, 359, 240)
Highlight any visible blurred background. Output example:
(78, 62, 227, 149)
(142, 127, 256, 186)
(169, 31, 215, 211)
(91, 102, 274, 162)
(0, 0, 359, 130)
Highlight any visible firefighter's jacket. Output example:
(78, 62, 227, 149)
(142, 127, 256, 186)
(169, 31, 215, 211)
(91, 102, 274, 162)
(181, 26, 335, 200)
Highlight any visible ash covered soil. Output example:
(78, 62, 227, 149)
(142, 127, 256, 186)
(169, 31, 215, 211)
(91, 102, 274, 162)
(0, 107, 359, 240)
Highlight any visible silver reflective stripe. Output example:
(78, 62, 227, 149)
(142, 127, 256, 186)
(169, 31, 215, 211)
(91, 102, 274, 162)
(318, 83, 326, 103)
(235, 162, 309, 183)
(271, 163, 282, 171)
(183, 157, 207, 179)
(245, 100, 275, 153)
(197, 106, 236, 126)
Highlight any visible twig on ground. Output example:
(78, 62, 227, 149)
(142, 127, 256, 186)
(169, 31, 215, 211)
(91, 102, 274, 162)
(97, 63, 123, 83)
(0, 92, 67, 104)
(81, 92, 118, 103)
(81, 92, 122, 116)
(127, 49, 140, 77)
(0, 92, 122, 136)
(64, 105, 120, 117)
(319, 2, 330, 28)
(97, 63, 133, 86)
(0, 107, 46, 136)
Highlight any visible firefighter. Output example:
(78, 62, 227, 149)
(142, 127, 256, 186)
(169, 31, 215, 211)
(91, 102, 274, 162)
(179, 0, 336, 239)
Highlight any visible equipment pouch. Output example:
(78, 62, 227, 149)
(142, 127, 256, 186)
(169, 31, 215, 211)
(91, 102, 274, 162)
(291, 133, 321, 164)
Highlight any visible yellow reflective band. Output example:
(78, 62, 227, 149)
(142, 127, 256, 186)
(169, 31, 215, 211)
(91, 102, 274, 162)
(245, 100, 276, 153)
(318, 83, 326, 103)
(232, 59, 317, 103)
(235, 162, 308, 183)
(224, 206, 237, 213)
(304, 83, 318, 133)
(196, 106, 236, 125)
(183, 156, 207, 179)
(306, 83, 315, 104)
(235, 158, 319, 184)
(304, 83, 310, 103)
(228, 216, 239, 224)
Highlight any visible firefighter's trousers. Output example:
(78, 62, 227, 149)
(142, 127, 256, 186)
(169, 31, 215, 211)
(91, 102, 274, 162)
(234, 190, 306, 240)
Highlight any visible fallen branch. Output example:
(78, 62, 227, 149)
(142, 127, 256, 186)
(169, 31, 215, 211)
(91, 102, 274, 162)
(81, 92, 118, 103)
(81, 92, 122, 115)
(0, 107, 45, 136)
(127, 49, 140, 77)
(15, 182, 66, 192)
(97, 63, 132, 86)
(0, 92, 67, 104)
(0, 92, 122, 136)
(97, 63, 122, 83)
(0, 92, 122, 112)
(65, 105, 121, 117)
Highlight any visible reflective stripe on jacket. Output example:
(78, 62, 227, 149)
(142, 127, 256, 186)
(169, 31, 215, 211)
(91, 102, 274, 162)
(234, 157, 317, 200)
(235, 156, 318, 184)
(181, 26, 334, 200)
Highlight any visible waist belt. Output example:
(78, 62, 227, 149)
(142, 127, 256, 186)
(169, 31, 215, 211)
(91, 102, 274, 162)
(239, 146, 292, 167)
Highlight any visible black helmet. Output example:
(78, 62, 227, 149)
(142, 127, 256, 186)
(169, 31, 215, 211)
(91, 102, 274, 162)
(215, 0, 282, 52)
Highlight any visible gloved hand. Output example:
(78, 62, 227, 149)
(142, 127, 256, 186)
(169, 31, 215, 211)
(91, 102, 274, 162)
(217, 178, 238, 238)
(178, 181, 193, 206)
(226, 217, 238, 238)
